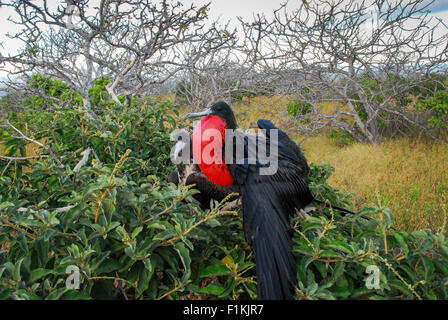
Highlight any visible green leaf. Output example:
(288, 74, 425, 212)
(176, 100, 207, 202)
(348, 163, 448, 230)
(46, 288, 69, 300)
(351, 287, 375, 299)
(382, 207, 394, 221)
(60, 290, 91, 300)
(153, 229, 177, 242)
(131, 226, 143, 239)
(200, 264, 232, 278)
(30, 268, 54, 282)
(13, 258, 24, 282)
(330, 285, 350, 298)
(389, 280, 413, 297)
(421, 256, 435, 282)
(95, 258, 121, 274)
(325, 241, 353, 254)
(199, 284, 225, 296)
(173, 242, 191, 280)
(0, 202, 14, 211)
(332, 262, 345, 281)
(320, 249, 344, 259)
(393, 232, 409, 256)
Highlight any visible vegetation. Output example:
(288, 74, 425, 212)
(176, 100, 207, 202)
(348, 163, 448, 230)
(287, 100, 313, 118)
(302, 136, 448, 233)
(0, 0, 447, 301)
(0, 78, 447, 300)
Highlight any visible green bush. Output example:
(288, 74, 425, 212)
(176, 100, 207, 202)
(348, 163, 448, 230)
(287, 100, 313, 118)
(330, 129, 355, 146)
(417, 90, 448, 129)
(0, 82, 447, 299)
(0, 100, 257, 300)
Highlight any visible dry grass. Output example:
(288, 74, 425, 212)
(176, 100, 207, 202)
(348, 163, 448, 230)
(302, 135, 448, 232)
(0, 139, 46, 174)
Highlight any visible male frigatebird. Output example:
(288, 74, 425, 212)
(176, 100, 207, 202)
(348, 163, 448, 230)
(169, 133, 239, 210)
(183, 101, 354, 300)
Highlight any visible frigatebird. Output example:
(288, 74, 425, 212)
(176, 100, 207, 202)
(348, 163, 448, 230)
(183, 101, 354, 300)
(169, 134, 239, 210)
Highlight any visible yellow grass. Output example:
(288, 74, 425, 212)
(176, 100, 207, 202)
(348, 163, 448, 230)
(0, 140, 46, 174)
(302, 136, 448, 232)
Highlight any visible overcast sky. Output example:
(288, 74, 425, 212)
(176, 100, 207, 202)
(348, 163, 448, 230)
(192, 0, 448, 22)
(1, 0, 447, 51)
(0, 0, 447, 78)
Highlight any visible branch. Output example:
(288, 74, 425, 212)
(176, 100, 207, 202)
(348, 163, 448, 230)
(2, 120, 65, 169)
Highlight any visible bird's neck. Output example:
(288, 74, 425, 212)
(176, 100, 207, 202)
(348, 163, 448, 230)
(224, 115, 238, 131)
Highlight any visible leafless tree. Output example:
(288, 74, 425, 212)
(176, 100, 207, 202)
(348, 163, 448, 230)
(1, 0, 447, 143)
(0, 0, 235, 116)
(240, 0, 448, 144)
(172, 23, 263, 112)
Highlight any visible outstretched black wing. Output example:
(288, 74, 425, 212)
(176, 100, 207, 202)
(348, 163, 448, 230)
(257, 119, 310, 177)
(234, 120, 314, 300)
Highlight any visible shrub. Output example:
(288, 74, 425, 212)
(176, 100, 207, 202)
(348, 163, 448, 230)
(287, 100, 313, 118)
(330, 129, 355, 146)
(0, 90, 447, 300)
(0, 100, 257, 299)
(417, 90, 448, 129)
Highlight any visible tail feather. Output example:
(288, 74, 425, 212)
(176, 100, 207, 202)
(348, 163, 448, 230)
(253, 227, 296, 300)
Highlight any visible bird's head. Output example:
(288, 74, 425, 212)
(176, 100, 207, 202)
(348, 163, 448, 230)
(184, 101, 237, 130)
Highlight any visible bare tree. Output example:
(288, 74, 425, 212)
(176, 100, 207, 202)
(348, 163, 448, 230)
(0, 0, 235, 116)
(240, 0, 448, 144)
(173, 24, 259, 112)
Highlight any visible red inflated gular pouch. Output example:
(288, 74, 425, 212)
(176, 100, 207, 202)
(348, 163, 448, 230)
(192, 115, 234, 187)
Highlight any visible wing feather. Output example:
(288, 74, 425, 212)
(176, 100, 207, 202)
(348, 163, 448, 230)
(237, 159, 313, 299)
(233, 119, 314, 300)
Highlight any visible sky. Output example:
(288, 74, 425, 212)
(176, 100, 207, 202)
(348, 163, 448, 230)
(191, 0, 448, 22)
(0, 0, 447, 79)
(1, 0, 447, 52)
(425, 0, 448, 13)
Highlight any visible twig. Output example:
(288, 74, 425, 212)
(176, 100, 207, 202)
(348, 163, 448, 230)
(17, 205, 76, 214)
(1, 159, 13, 176)
(3, 120, 65, 168)
(155, 283, 184, 300)
(0, 216, 36, 240)
(0, 155, 49, 160)
(156, 193, 239, 247)
(142, 204, 173, 225)
(95, 149, 131, 223)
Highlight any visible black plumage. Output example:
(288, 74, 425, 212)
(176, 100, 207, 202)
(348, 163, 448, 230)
(231, 119, 313, 299)
(183, 102, 312, 300)
(168, 133, 239, 210)
(183, 101, 355, 300)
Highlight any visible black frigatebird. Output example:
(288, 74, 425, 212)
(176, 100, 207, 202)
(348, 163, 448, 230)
(169, 134, 239, 210)
(183, 101, 354, 300)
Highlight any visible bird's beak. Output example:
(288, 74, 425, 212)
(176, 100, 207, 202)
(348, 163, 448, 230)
(183, 107, 213, 121)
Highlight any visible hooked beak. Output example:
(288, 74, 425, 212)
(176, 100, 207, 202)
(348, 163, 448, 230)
(183, 108, 213, 121)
